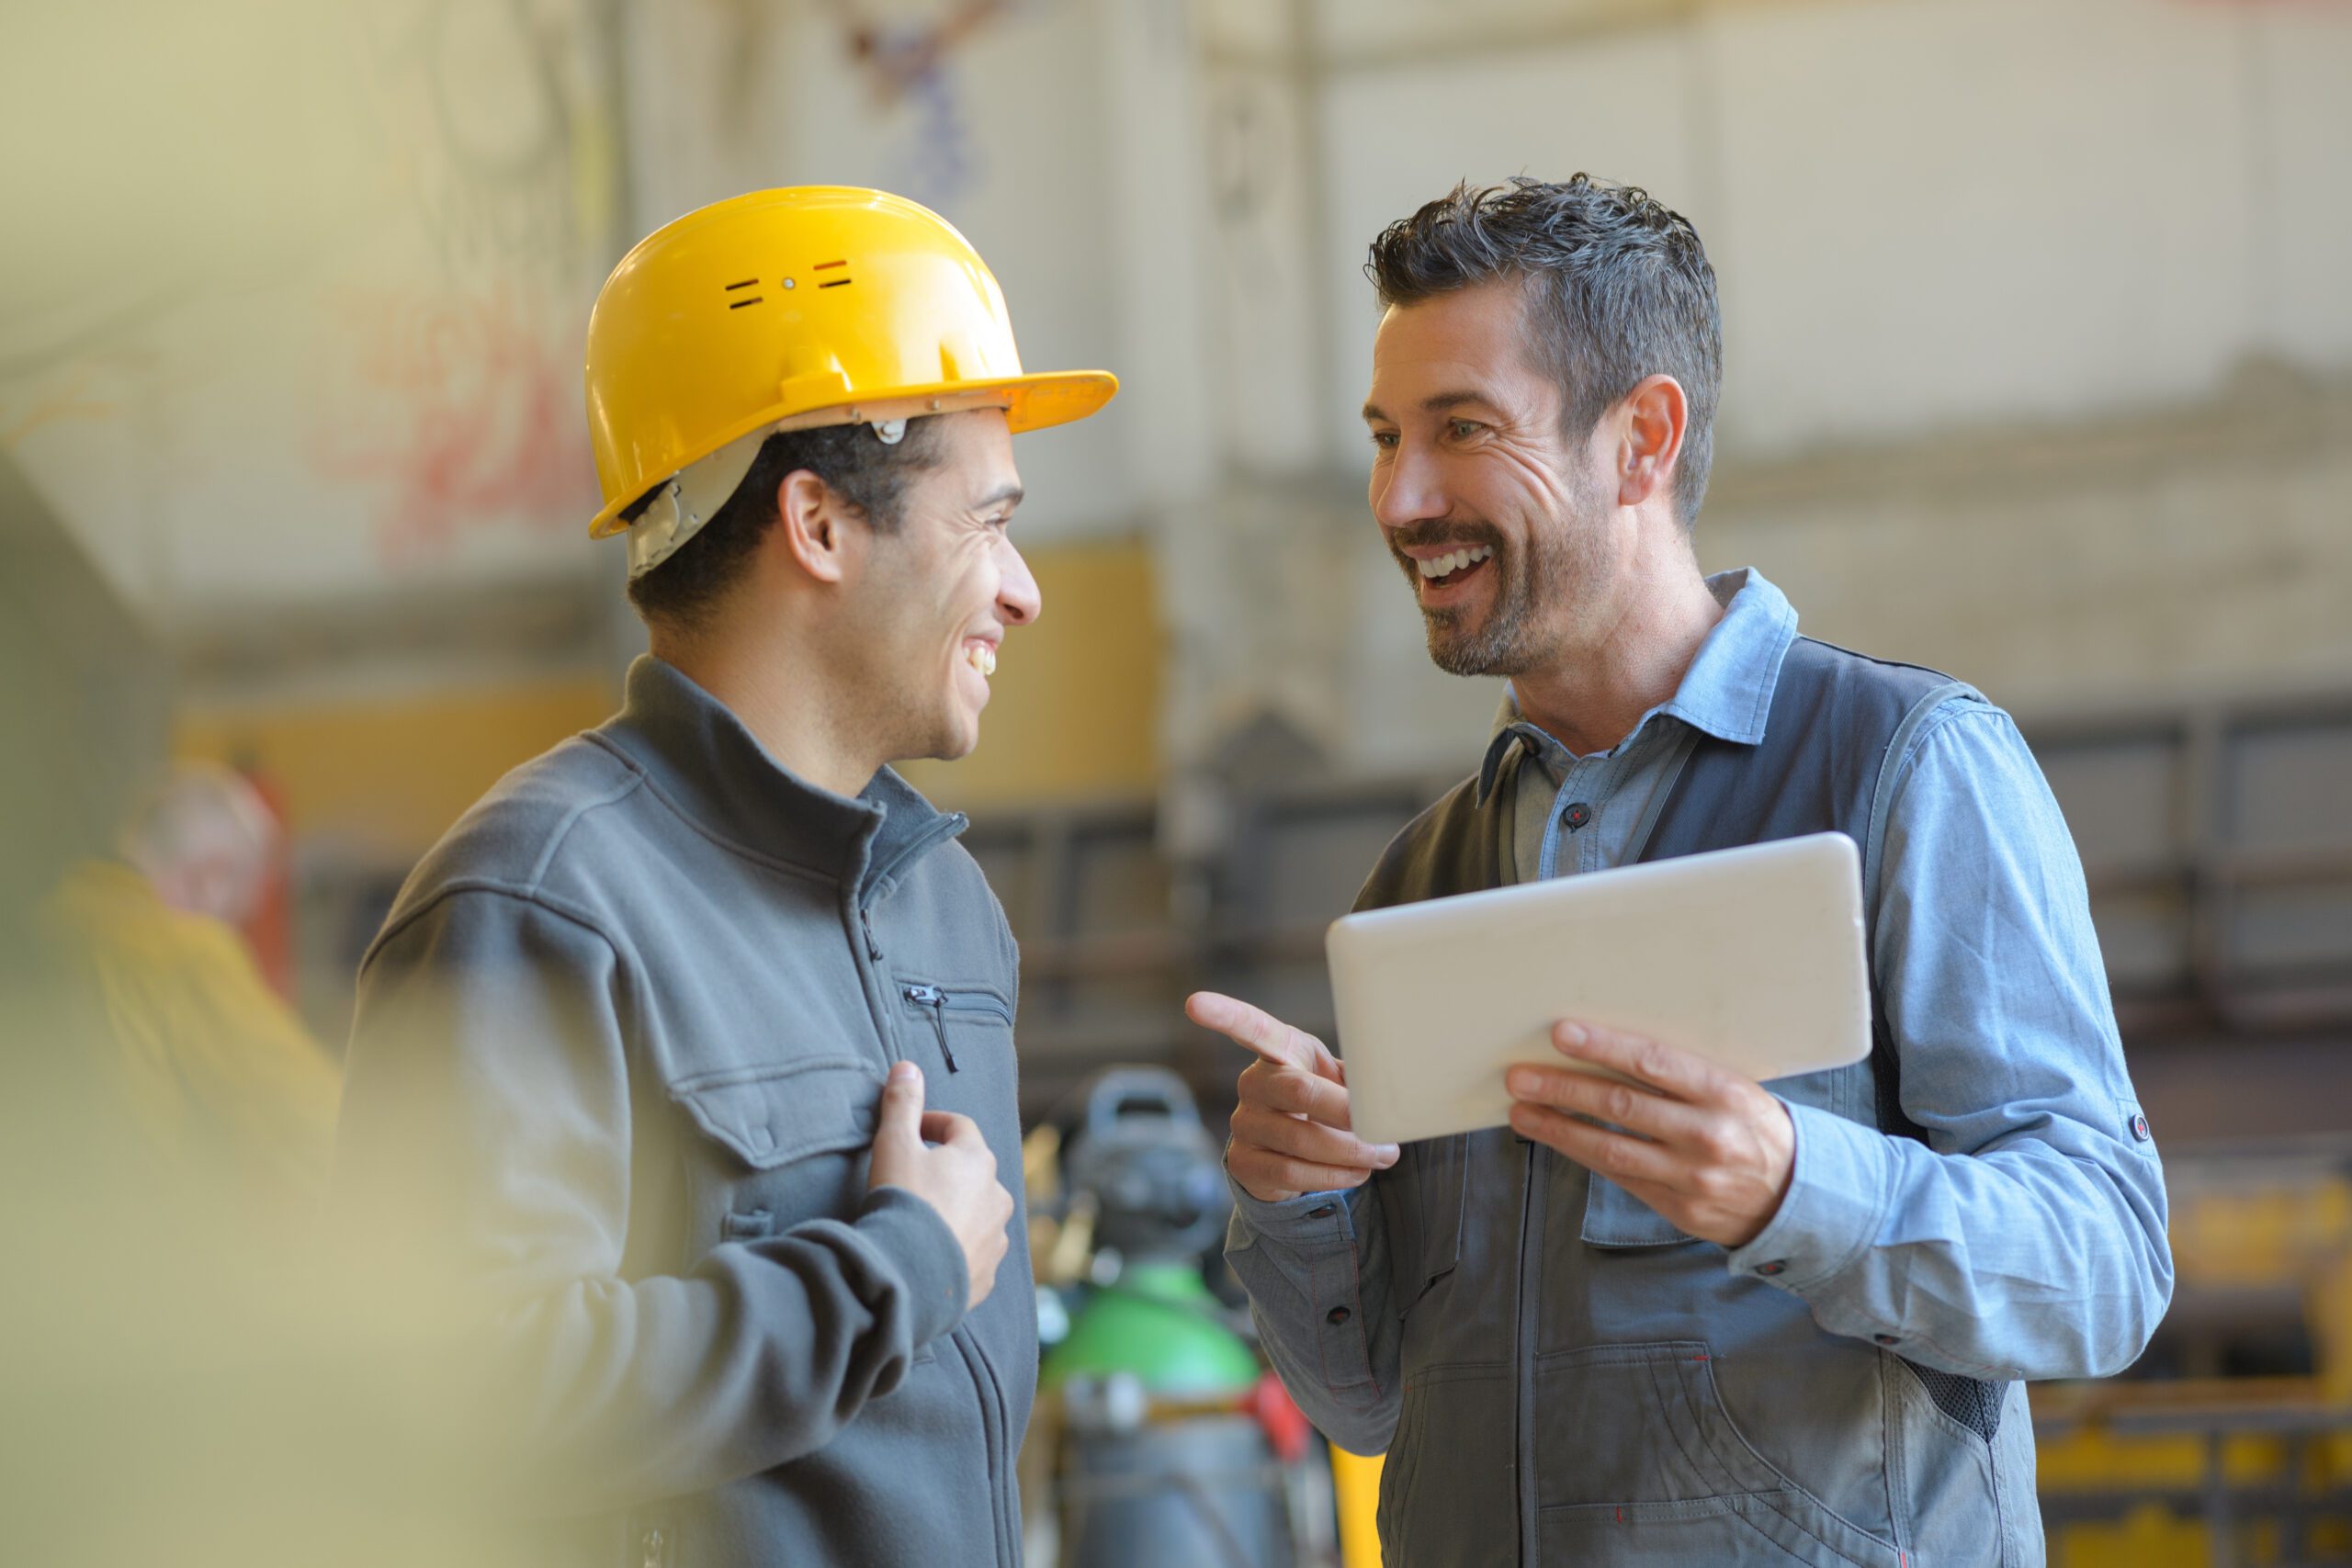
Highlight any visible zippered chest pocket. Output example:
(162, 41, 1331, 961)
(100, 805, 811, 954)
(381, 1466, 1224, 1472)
(898, 982, 1014, 1075)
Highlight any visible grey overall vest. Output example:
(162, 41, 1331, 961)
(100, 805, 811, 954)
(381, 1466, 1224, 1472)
(1356, 637, 2043, 1567)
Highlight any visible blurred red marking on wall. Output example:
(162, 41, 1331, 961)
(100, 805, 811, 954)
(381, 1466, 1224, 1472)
(310, 288, 593, 564)
(0, 362, 123, 450)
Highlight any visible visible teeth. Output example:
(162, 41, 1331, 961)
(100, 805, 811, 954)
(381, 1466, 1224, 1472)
(1418, 545, 1493, 580)
(967, 644, 996, 678)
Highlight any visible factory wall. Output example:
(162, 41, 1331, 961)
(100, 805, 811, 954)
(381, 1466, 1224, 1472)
(1, 0, 628, 628)
(1169, 0, 2352, 784)
(24, 0, 2344, 807)
(7, 0, 2346, 1012)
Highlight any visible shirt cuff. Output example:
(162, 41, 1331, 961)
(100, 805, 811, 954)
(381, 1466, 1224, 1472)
(1226, 1173, 1368, 1247)
(1724, 1099, 1893, 1293)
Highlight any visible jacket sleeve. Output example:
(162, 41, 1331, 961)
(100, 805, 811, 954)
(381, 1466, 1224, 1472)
(1724, 701, 2175, 1380)
(326, 885, 968, 1510)
(1223, 1178, 1402, 1455)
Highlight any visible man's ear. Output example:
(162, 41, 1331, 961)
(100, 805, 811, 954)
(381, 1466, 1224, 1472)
(772, 468, 852, 584)
(1615, 374, 1688, 510)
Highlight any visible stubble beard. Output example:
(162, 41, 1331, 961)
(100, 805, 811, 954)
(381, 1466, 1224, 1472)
(1411, 475, 1611, 679)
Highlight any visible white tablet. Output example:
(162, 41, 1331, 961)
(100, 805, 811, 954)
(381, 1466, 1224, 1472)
(1327, 831, 1871, 1146)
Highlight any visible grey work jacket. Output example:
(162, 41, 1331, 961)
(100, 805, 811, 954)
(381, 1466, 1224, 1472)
(329, 656, 1032, 1568)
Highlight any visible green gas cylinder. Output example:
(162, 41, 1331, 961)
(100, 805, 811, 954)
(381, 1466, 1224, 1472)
(1039, 1063, 1297, 1568)
(1040, 1260, 1261, 1397)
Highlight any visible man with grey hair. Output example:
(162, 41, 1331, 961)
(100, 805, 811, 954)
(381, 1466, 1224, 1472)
(120, 761, 283, 928)
(1188, 176, 2172, 1566)
(44, 761, 338, 1232)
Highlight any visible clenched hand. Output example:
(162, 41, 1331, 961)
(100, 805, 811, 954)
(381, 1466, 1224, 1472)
(867, 1062, 1014, 1310)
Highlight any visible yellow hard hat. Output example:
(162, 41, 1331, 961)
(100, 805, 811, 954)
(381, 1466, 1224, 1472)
(583, 186, 1117, 557)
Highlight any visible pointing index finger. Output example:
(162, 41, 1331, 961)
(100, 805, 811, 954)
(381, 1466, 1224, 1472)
(1187, 991, 1339, 1079)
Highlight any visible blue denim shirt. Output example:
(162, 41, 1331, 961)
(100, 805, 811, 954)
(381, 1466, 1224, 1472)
(1226, 570, 2172, 1562)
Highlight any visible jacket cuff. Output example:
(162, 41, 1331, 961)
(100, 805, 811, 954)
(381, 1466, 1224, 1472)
(1226, 1174, 1367, 1248)
(1724, 1099, 1892, 1293)
(854, 1185, 970, 1349)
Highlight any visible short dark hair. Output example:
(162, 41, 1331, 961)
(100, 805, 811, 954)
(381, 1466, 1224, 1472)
(623, 417, 946, 627)
(1366, 175, 1723, 525)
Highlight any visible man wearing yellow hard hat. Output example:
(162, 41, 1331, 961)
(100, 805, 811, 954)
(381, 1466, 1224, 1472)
(328, 187, 1114, 1566)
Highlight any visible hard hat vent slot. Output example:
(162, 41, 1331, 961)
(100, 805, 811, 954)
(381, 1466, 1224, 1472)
(728, 296, 763, 309)
(818, 278, 854, 289)
(813, 259, 848, 270)
(722, 278, 759, 290)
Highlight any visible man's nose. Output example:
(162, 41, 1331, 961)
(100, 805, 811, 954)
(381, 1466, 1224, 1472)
(1372, 439, 1446, 532)
(997, 538, 1042, 626)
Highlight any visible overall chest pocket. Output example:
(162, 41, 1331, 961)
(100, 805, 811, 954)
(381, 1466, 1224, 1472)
(668, 1057, 884, 1247)
(896, 981, 1013, 1076)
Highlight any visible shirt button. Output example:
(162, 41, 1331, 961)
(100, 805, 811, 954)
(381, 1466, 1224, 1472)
(1562, 801, 1593, 831)
(1326, 1305, 1351, 1326)
(1755, 1259, 1789, 1278)
(1306, 1203, 1338, 1220)
(2129, 1112, 2152, 1143)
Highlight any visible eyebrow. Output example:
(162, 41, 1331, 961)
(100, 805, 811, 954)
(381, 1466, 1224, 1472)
(972, 481, 1024, 513)
(1362, 390, 1498, 423)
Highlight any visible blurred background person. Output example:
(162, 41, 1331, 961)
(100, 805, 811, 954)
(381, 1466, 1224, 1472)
(43, 761, 339, 1241)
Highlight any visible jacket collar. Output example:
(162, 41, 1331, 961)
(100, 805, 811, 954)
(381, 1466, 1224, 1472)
(1474, 568, 1800, 806)
(595, 656, 964, 897)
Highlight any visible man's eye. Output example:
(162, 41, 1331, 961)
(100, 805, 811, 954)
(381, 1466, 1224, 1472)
(1370, 431, 1398, 450)
(1450, 419, 1482, 439)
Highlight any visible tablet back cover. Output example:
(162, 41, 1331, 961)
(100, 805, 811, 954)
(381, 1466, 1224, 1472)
(1327, 832, 1871, 1146)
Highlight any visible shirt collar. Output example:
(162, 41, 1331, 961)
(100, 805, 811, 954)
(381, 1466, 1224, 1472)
(597, 655, 963, 895)
(1475, 568, 1800, 805)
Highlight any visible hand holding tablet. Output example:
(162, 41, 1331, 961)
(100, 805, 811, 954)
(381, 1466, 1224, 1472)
(1502, 1016, 1801, 1249)
(1325, 832, 1871, 1147)
(1194, 833, 1869, 1243)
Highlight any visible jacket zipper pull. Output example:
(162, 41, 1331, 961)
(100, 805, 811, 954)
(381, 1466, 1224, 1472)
(859, 906, 881, 962)
(905, 986, 959, 1073)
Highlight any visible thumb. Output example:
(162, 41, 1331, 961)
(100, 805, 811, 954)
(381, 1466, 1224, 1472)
(874, 1061, 926, 1154)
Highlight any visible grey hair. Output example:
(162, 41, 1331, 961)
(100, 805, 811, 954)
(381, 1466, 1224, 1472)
(1366, 175, 1723, 525)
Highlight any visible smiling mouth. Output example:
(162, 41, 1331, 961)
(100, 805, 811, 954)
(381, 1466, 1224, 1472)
(1417, 544, 1495, 591)
(963, 642, 997, 679)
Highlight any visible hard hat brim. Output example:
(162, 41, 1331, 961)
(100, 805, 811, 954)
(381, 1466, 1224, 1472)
(588, 368, 1117, 539)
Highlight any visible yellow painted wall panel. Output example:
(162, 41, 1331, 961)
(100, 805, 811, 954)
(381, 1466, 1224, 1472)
(899, 539, 1162, 809)
(175, 680, 617, 858)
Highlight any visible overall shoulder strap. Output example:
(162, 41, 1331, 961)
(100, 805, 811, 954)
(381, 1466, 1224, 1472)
(1352, 773, 1503, 914)
(1637, 637, 1971, 1142)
